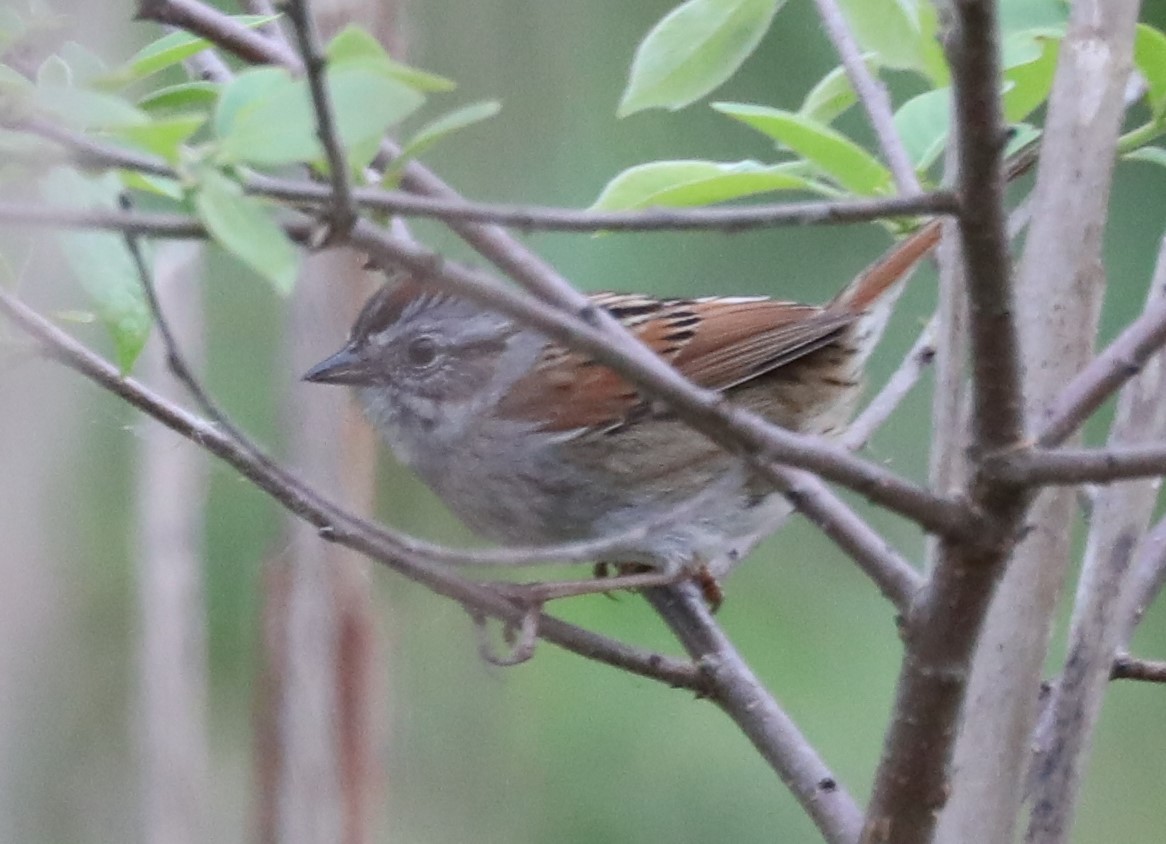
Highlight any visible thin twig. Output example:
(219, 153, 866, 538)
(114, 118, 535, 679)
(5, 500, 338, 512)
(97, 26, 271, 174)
(1037, 294, 1166, 448)
(778, 470, 922, 613)
(281, 0, 356, 238)
(257, 175, 958, 233)
(1110, 654, 1166, 683)
(841, 316, 936, 451)
(121, 201, 237, 432)
(137, 0, 303, 68)
(1118, 515, 1166, 648)
(645, 583, 864, 844)
(812, 0, 921, 195)
(0, 286, 705, 690)
(14, 118, 960, 232)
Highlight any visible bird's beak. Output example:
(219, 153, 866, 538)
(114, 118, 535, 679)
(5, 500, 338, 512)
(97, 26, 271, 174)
(302, 344, 370, 385)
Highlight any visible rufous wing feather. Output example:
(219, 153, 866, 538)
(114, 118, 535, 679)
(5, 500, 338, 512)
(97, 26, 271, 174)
(497, 294, 853, 433)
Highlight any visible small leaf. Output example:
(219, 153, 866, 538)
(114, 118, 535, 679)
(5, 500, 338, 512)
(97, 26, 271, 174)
(58, 41, 107, 85)
(799, 57, 877, 126)
(108, 113, 206, 162)
(1002, 32, 1059, 123)
(835, 0, 948, 84)
(212, 66, 288, 141)
(107, 15, 280, 86)
(137, 80, 220, 114)
(1124, 145, 1166, 169)
(618, 0, 783, 117)
(894, 88, 950, 171)
(34, 84, 147, 129)
(713, 103, 893, 194)
(1135, 24, 1166, 118)
(193, 168, 299, 294)
(119, 170, 185, 200)
(325, 25, 455, 91)
(591, 159, 832, 211)
(36, 54, 71, 87)
(389, 100, 500, 175)
(39, 167, 151, 370)
(215, 63, 423, 167)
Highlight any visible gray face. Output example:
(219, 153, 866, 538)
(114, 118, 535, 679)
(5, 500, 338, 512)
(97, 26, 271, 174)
(303, 282, 543, 445)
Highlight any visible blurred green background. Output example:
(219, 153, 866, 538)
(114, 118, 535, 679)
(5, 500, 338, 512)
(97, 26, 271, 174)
(2, 1, 1166, 842)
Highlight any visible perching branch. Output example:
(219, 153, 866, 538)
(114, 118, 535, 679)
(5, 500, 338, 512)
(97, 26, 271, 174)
(0, 286, 707, 690)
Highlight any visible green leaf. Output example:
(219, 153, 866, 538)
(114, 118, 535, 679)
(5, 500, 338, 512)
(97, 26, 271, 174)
(215, 63, 423, 167)
(36, 54, 71, 87)
(39, 167, 151, 371)
(119, 170, 185, 201)
(193, 168, 299, 294)
(389, 100, 500, 176)
(58, 41, 107, 85)
(799, 57, 877, 126)
(1002, 32, 1059, 122)
(107, 15, 280, 86)
(1124, 145, 1166, 169)
(999, 0, 1068, 34)
(591, 159, 832, 211)
(1135, 24, 1166, 118)
(325, 25, 455, 92)
(835, 0, 948, 84)
(618, 0, 783, 117)
(137, 80, 220, 114)
(212, 66, 289, 140)
(108, 114, 205, 162)
(713, 103, 893, 194)
(34, 84, 147, 130)
(894, 88, 949, 170)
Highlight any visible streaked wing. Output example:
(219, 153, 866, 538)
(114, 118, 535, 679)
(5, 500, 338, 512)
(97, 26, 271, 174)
(497, 293, 853, 433)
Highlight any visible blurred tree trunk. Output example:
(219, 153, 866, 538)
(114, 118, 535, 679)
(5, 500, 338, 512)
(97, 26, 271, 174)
(255, 5, 406, 843)
(134, 243, 211, 844)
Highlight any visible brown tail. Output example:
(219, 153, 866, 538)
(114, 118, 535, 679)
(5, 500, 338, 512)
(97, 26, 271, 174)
(829, 219, 942, 312)
(830, 137, 1039, 313)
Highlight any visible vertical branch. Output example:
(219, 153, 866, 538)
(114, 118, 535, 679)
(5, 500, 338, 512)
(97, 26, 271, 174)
(811, 0, 921, 195)
(936, 4, 1141, 844)
(1025, 238, 1166, 844)
(283, 0, 356, 237)
(134, 243, 211, 844)
(865, 1, 1027, 841)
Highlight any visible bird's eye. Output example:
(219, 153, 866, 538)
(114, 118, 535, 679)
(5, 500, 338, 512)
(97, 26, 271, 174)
(406, 335, 439, 367)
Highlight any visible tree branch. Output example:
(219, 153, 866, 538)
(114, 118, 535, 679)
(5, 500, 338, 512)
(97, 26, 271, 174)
(281, 0, 356, 238)
(645, 583, 864, 844)
(865, 2, 1027, 841)
(1110, 654, 1166, 684)
(0, 287, 704, 691)
(989, 443, 1166, 485)
(940, 3, 1141, 843)
(811, 0, 921, 195)
(1036, 292, 1166, 448)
